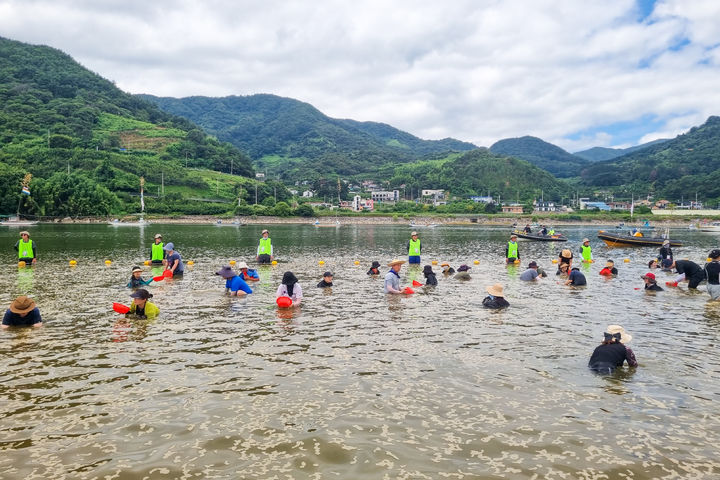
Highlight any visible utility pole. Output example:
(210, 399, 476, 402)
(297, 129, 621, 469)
(161, 172, 164, 196)
(230, 158, 233, 176)
(255, 183, 258, 204)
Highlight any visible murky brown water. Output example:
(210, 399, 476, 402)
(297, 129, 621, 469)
(1, 223, 720, 479)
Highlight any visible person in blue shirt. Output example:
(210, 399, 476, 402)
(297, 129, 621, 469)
(565, 267, 587, 286)
(2, 296, 42, 328)
(163, 242, 184, 277)
(216, 265, 252, 296)
(237, 261, 260, 282)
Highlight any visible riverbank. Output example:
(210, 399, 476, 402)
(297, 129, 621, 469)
(55, 214, 703, 227)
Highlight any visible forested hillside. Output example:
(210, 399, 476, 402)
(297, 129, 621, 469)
(489, 136, 588, 178)
(387, 149, 567, 201)
(0, 36, 276, 218)
(574, 139, 668, 162)
(141, 94, 477, 180)
(580, 116, 720, 201)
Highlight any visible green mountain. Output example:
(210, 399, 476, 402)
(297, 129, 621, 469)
(0, 36, 281, 218)
(489, 136, 589, 178)
(580, 116, 720, 201)
(140, 94, 477, 180)
(387, 149, 568, 201)
(574, 139, 668, 162)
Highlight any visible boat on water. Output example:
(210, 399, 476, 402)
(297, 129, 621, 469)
(512, 230, 567, 242)
(697, 222, 720, 232)
(1, 216, 38, 226)
(109, 218, 148, 226)
(597, 230, 682, 247)
(215, 220, 244, 226)
(313, 219, 341, 227)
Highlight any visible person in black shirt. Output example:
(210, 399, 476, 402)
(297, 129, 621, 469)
(422, 265, 438, 286)
(641, 272, 663, 291)
(671, 259, 705, 289)
(441, 263, 455, 275)
(367, 261, 381, 276)
(588, 325, 637, 374)
(705, 249, 720, 300)
(658, 240, 673, 269)
(482, 283, 509, 309)
(317, 271, 334, 288)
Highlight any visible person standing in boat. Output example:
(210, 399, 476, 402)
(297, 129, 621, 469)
(256, 229, 273, 264)
(580, 238, 593, 263)
(407, 231, 421, 264)
(658, 239, 673, 269)
(506, 234, 520, 264)
(15, 231, 36, 265)
(150, 234, 165, 265)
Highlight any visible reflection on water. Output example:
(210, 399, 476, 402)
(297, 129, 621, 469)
(1, 224, 720, 478)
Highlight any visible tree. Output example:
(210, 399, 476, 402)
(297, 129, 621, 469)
(294, 204, 314, 217)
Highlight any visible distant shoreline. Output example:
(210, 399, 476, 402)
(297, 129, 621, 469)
(36, 214, 703, 228)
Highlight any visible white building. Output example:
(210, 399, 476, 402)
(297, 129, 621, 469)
(371, 190, 400, 203)
(302, 190, 314, 198)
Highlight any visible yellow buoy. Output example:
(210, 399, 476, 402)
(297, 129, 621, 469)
(623, 258, 630, 263)
(187, 260, 195, 266)
(319, 260, 325, 265)
(707, 258, 713, 262)
(552, 259, 558, 264)
(105, 260, 112, 265)
(18, 261, 26, 267)
(229, 260, 236, 265)
(431, 260, 438, 265)
(514, 259, 520, 264)
(354, 260, 360, 265)
(69, 260, 77, 266)
(271, 260, 278, 266)
(143, 260, 150, 266)
(473, 260, 480, 265)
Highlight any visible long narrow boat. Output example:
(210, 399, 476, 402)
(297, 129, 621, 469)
(512, 230, 567, 242)
(597, 230, 682, 247)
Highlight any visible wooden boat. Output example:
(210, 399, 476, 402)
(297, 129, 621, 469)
(313, 220, 341, 227)
(697, 222, 720, 232)
(597, 230, 682, 247)
(512, 230, 567, 242)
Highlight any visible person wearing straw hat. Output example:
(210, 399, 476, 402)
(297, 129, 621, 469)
(580, 238, 593, 263)
(127, 266, 153, 288)
(256, 229, 273, 264)
(163, 242, 184, 277)
(238, 261, 260, 282)
(407, 231, 421, 264)
(588, 325, 637, 373)
(599, 260, 618, 276)
(704, 249, 720, 300)
(2, 296, 42, 328)
(150, 234, 165, 265)
(641, 272, 663, 291)
(440, 262, 455, 275)
(558, 248, 573, 273)
(127, 289, 160, 319)
(385, 259, 406, 294)
(505, 234, 520, 264)
(216, 265, 252, 296)
(482, 283, 509, 309)
(15, 231, 37, 265)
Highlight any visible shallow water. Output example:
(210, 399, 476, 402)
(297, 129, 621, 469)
(1, 223, 720, 479)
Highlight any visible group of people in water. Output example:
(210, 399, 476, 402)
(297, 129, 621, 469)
(7, 226, 720, 375)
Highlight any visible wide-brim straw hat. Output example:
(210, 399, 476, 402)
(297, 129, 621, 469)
(486, 283, 504, 297)
(10, 296, 36, 314)
(561, 249, 572, 258)
(606, 325, 632, 343)
(387, 259, 406, 267)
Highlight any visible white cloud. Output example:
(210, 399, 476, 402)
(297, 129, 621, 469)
(1, 0, 720, 151)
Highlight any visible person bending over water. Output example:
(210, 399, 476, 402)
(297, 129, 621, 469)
(641, 272, 663, 291)
(127, 266, 153, 288)
(216, 266, 252, 296)
(565, 267, 587, 286)
(127, 289, 159, 319)
(277, 271, 303, 305)
(423, 265, 438, 286)
(482, 284, 509, 309)
(367, 261, 381, 276)
(588, 325, 637, 374)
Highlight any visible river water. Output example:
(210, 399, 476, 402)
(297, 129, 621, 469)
(1, 223, 719, 479)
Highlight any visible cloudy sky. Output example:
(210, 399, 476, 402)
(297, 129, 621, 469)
(1, 0, 719, 151)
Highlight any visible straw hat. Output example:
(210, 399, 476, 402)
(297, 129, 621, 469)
(440, 262, 450, 267)
(486, 283, 504, 297)
(662, 239, 670, 245)
(561, 249, 572, 258)
(237, 261, 249, 270)
(10, 296, 36, 314)
(387, 259, 406, 267)
(606, 325, 632, 343)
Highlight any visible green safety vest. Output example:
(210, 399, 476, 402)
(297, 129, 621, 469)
(18, 239, 33, 259)
(408, 238, 421, 256)
(258, 237, 272, 255)
(507, 241, 518, 259)
(581, 244, 592, 261)
(151, 242, 164, 261)
(548, 229, 555, 235)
